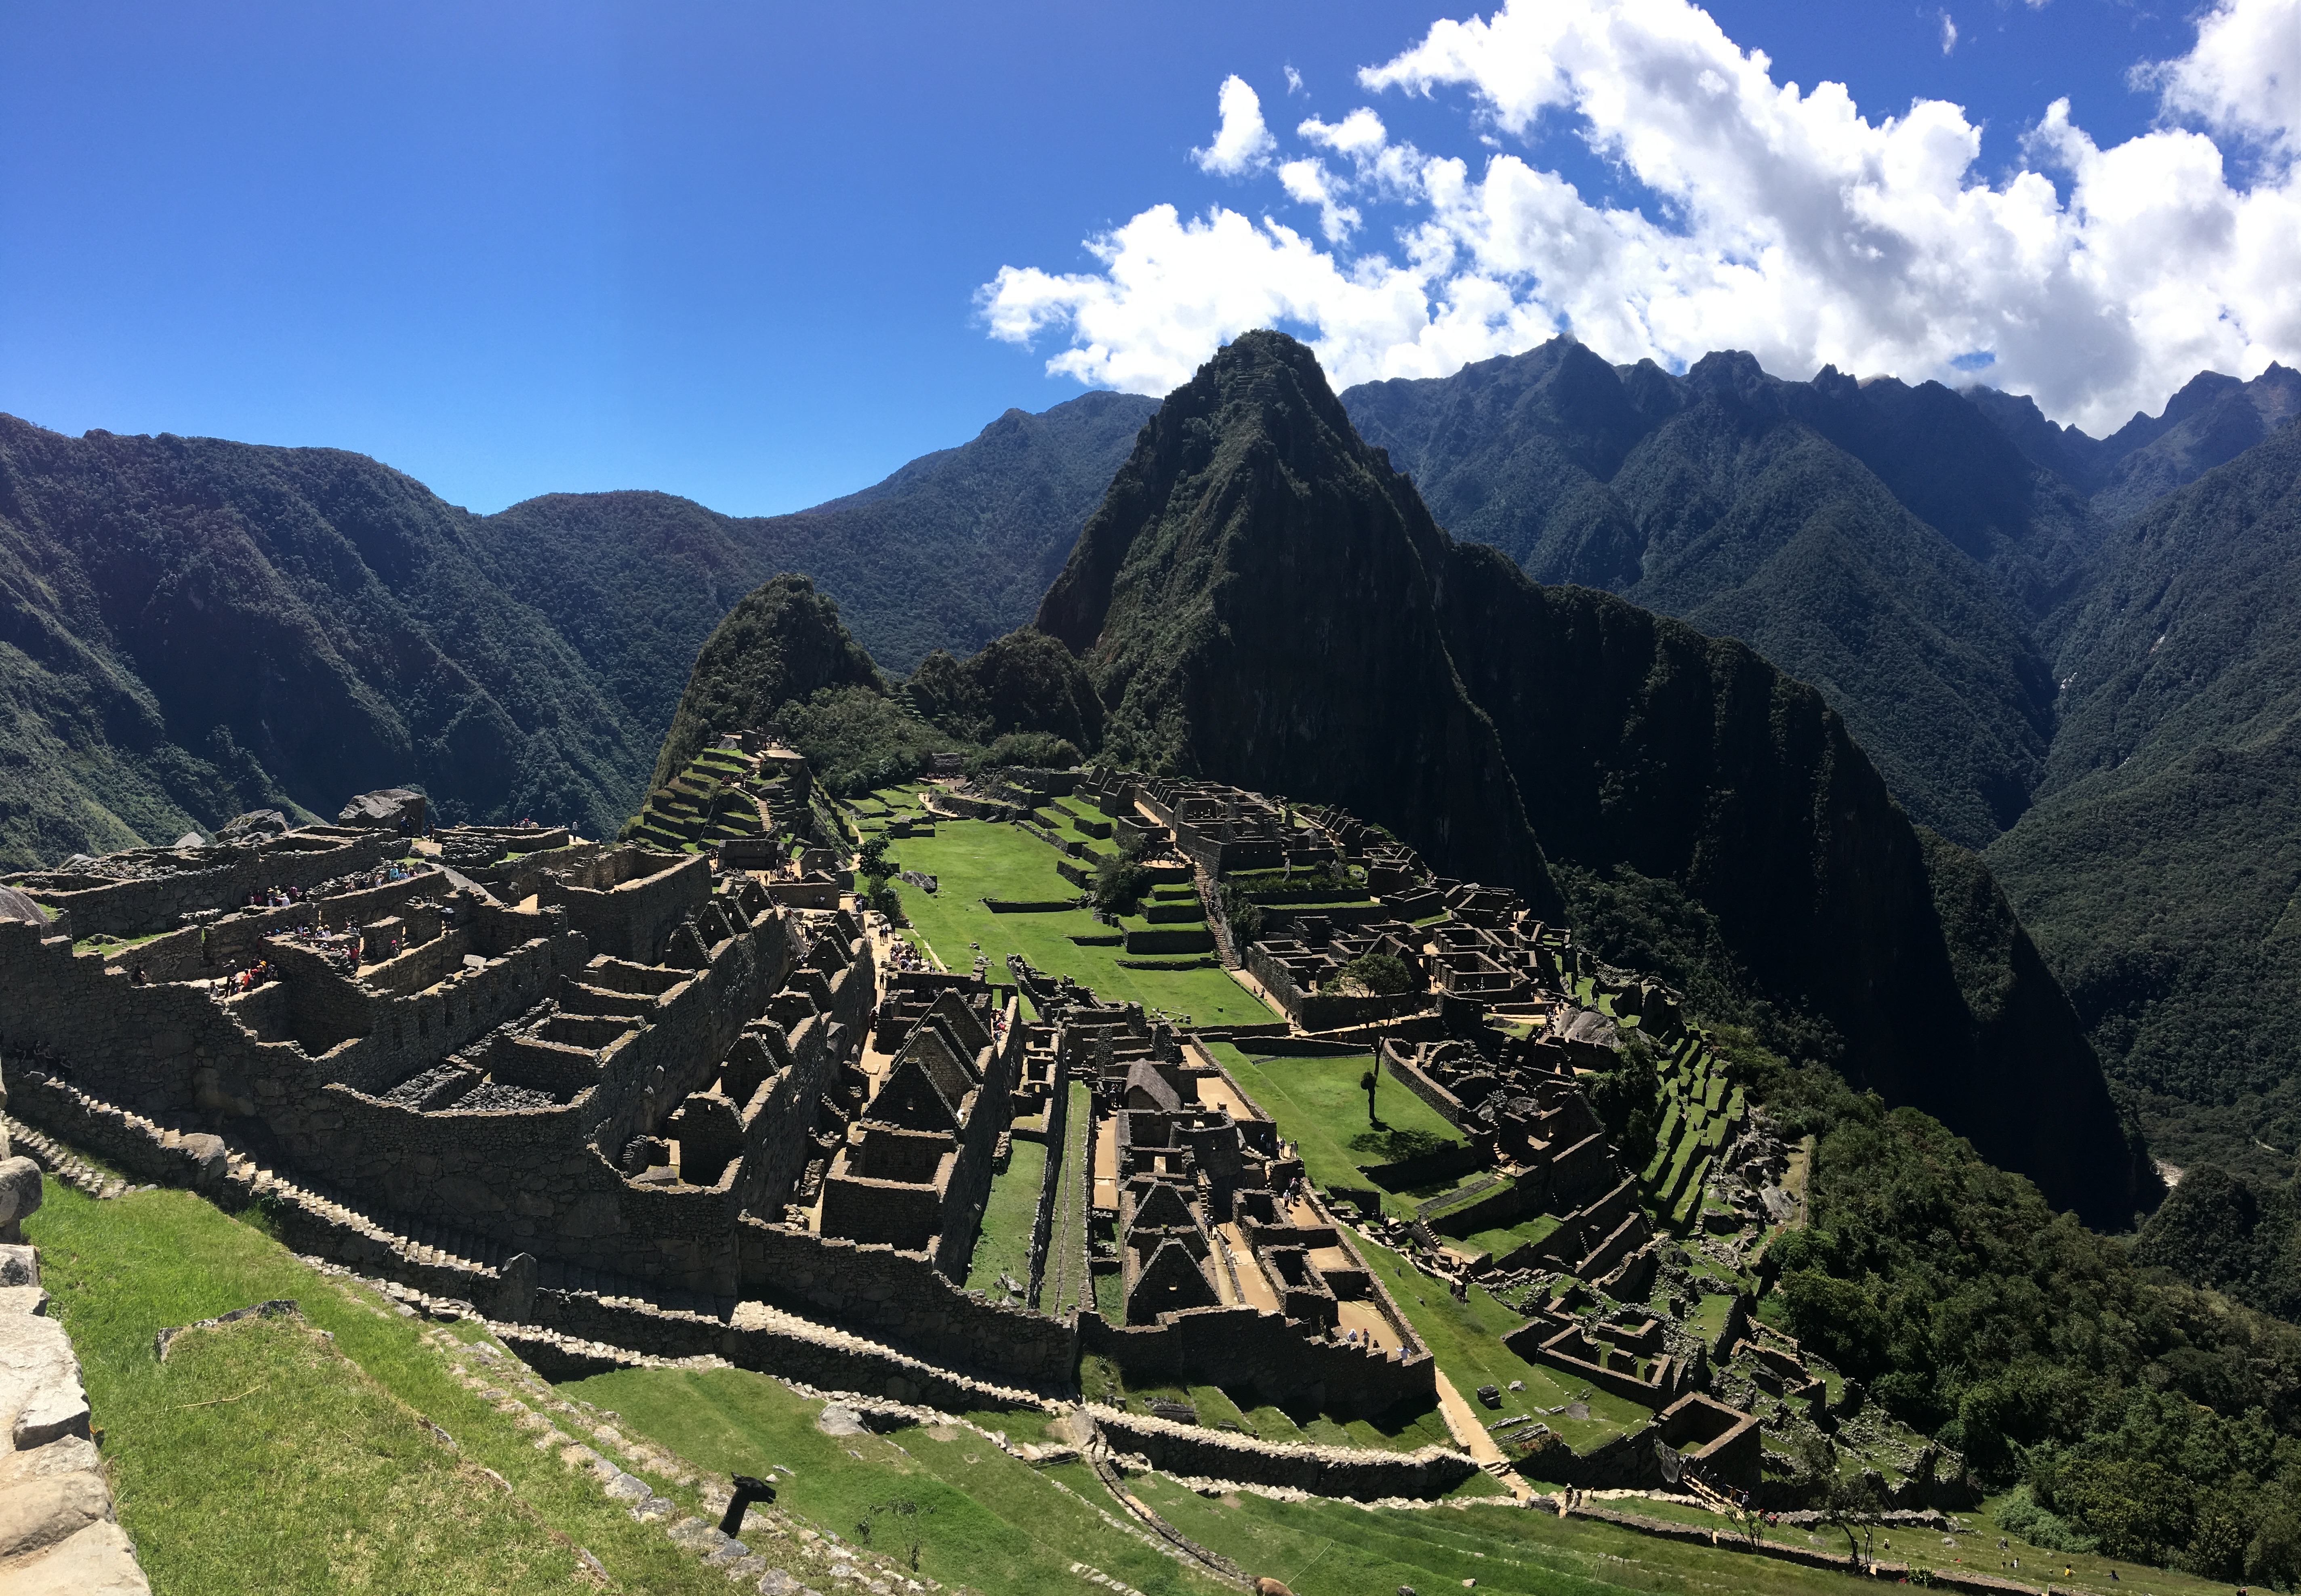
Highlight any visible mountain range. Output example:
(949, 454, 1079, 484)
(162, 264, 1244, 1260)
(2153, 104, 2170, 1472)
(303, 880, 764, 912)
(0, 391, 1152, 863)
(666, 330, 2138, 1225)
(2, 334, 2294, 1184)
(1338, 345, 2300, 1178)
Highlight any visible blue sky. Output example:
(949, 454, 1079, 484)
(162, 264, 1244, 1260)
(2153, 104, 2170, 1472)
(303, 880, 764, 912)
(0, 0, 2288, 517)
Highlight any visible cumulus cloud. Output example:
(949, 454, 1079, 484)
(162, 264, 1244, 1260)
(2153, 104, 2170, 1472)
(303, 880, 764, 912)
(1940, 12, 1958, 55)
(1192, 75, 1277, 177)
(984, 0, 2301, 432)
(1285, 65, 1305, 96)
(1279, 158, 1362, 242)
(2141, 0, 2298, 159)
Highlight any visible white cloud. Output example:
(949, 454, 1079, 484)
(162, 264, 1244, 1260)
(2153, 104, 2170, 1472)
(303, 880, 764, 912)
(2140, 0, 2298, 159)
(1279, 158, 1363, 242)
(1939, 12, 1958, 55)
(984, 0, 2301, 433)
(1285, 65, 1305, 96)
(1192, 75, 1277, 178)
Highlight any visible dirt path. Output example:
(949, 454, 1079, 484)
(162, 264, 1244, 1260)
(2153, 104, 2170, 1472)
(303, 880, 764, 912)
(1432, 1369, 1533, 1501)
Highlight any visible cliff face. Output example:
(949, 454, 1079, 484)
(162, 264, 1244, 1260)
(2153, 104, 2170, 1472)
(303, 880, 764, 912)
(1041, 331, 2138, 1224)
(1036, 330, 1555, 907)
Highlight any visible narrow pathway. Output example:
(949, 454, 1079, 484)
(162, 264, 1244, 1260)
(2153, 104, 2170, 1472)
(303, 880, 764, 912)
(1432, 1369, 1534, 1502)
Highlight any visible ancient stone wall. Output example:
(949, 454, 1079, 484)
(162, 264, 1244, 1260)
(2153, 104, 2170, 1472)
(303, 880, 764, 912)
(6, 829, 397, 939)
(734, 1219, 1078, 1390)
(1078, 1303, 1434, 1416)
(1088, 1408, 1476, 1499)
(1244, 944, 1427, 1032)
(930, 999, 1024, 1279)
(543, 850, 711, 963)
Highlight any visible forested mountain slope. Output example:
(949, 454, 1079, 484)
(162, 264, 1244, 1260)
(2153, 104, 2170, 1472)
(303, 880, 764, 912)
(1342, 340, 2087, 846)
(0, 392, 1153, 868)
(1344, 343, 2301, 1179)
(0, 417, 650, 862)
(1985, 420, 2301, 1176)
(1034, 329, 2138, 1224)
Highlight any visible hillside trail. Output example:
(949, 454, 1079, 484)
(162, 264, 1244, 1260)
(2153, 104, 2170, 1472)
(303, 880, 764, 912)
(1432, 1369, 1533, 1501)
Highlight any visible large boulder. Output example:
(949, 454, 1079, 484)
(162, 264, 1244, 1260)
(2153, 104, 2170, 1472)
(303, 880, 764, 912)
(0, 1158, 40, 1244)
(337, 788, 427, 834)
(213, 809, 291, 844)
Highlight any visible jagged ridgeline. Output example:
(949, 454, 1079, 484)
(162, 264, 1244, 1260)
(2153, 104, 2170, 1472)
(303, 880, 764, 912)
(646, 572, 1103, 802)
(1032, 329, 2139, 1225)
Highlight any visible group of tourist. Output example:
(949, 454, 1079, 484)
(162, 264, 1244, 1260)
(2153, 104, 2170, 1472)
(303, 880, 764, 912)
(272, 918, 362, 970)
(304, 860, 424, 901)
(881, 935, 932, 974)
(221, 959, 278, 996)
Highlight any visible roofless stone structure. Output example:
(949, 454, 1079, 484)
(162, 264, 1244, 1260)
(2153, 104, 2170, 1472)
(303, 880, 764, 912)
(0, 743, 1936, 1506)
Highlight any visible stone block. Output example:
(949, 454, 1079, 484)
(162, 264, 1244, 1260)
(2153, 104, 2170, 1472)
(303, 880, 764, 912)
(0, 1435, 99, 1490)
(0, 1159, 42, 1228)
(176, 1134, 227, 1190)
(0, 1247, 37, 1287)
(0, 1469, 112, 1563)
(0, 1313, 90, 1449)
(0, 1516, 154, 1594)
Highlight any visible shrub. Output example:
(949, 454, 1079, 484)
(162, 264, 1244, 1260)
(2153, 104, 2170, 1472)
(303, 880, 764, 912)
(1216, 881, 1265, 943)
(964, 731, 1081, 775)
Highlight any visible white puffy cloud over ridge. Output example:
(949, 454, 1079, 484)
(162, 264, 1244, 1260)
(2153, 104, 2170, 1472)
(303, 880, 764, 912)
(979, 0, 2301, 435)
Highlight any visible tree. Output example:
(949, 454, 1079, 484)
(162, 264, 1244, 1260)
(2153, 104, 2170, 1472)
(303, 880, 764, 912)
(1814, 1469, 1884, 1571)
(1331, 950, 1413, 995)
(1091, 853, 1151, 916)
(857, 834, 894, 880)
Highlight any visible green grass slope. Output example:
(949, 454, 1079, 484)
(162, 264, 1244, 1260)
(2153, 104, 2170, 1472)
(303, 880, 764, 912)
(24, 1182, 775, 1595)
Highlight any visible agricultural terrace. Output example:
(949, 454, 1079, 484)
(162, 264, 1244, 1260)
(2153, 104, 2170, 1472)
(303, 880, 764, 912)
(862, 799, 1273, 1025)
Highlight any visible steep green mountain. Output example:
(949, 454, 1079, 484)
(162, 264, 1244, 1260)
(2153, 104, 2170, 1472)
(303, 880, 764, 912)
(1035, 334, 1553, 905)
(0, 416, 651, 860)
(0, 392, 1153, 869)
(1984, 419, 2301, 1176)
(647, 574, 888, 788)
(1343, 340, 2081, 846)
(2133, 1164, 2301, 1322)
(1036, 329, 2137, 1224)
(479, 390, 1156, 743)
(651, 576, 1104, 802)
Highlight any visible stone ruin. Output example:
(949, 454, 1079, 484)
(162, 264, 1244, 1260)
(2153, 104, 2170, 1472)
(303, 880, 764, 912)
(0, 746, 1960, 1510)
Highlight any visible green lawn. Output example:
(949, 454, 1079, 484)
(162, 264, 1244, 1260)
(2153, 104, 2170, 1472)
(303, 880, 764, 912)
(563, 1364, 1228, 1596)
(879, 813, 1272, 1023)
(1352, 1237, 1654, 1454)
(966, 1139, 1048, 1298)
(1462, 1213, 1564, 1260)
(1041, 1081, 1094, 1315)
(1125, 1469, 1891, 1596)
(24, 1183, 762, 1596)
(1200, 1043, 1463, 1217)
